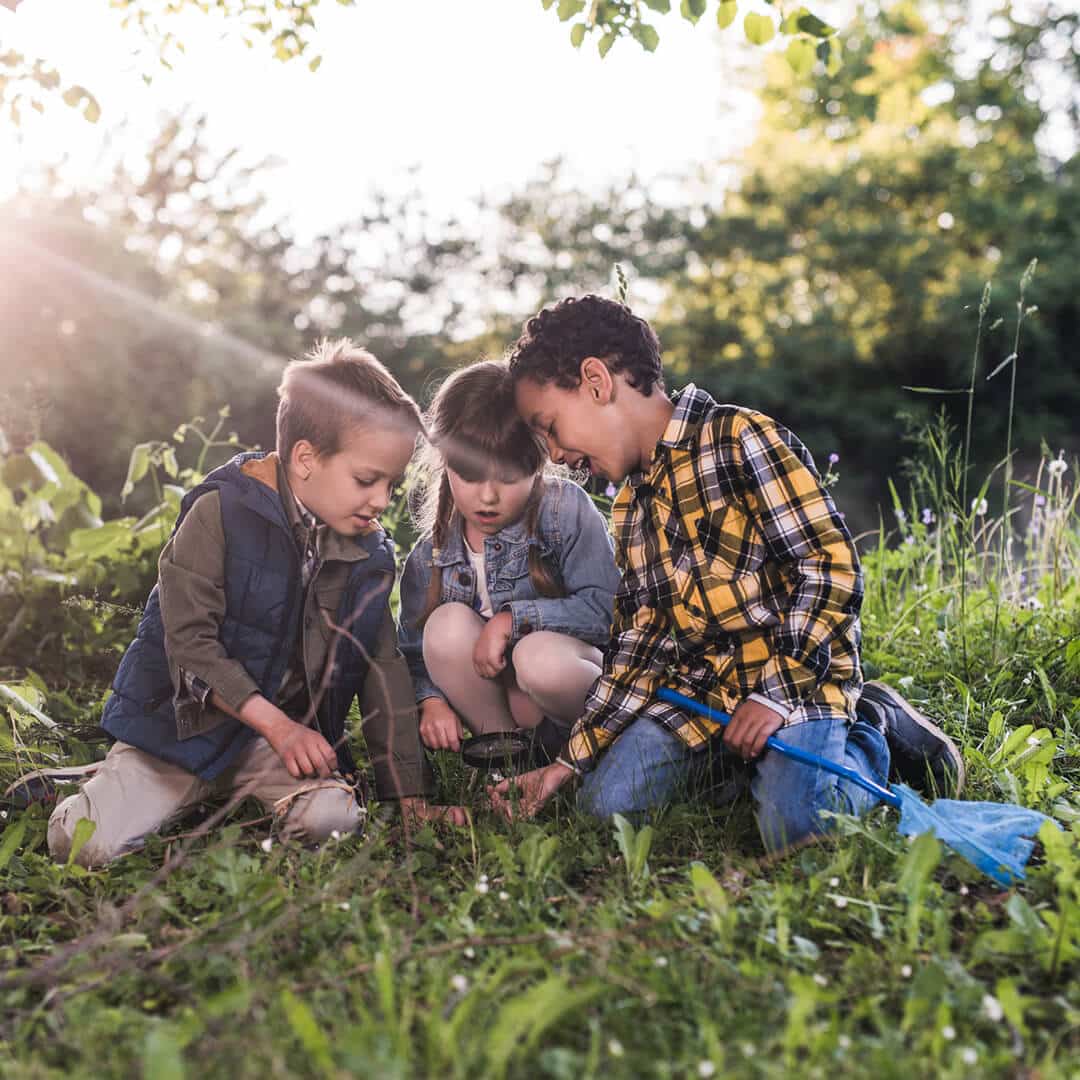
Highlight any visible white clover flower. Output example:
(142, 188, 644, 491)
(900, 964, 913, 978)
(698, 1061, 716, 1078)
(330, 829, 342, 841)
(961, 1047, 978, 1066)
(451, 974, 469, 994)
(475, 881, 489, 895)
(498, 890, 510, 902)
(942, 1024, 956, 1041)
(260, 837, 273, 853)
(833, 895, 849, 909)
(338, 902, 350, 912)
(959, 885, 969, 896)
(655, 956, 669, 968)
(741, 1042, 756, 1058)
(982, 994, 1004, 1022)
(0, 810, 7, 820)
(463, 946, 476, 959)
(813, 973, 828, 987)
(608, 1039, 625, 1058)
(838, 1035, 851, 1050)
(1048, 456, 1067, 477)
(829, 877, 840, 887)
(479, 873, 489, 883)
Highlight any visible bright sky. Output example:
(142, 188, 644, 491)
(0, 0, 778, 237)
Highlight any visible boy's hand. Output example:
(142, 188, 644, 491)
(473, 611, 513, 679)
(723, 698, 785, 761)
(235, 694, 338, 779)
(419, 698, 466, 752)
(265, 713, 338, 779)
(399, 797, 469, 828)
(487, 761, 574, 821)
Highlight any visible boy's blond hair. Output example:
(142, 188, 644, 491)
(276, 338, 422, 461)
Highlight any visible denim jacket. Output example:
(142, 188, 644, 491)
(398, 477, 621, 704)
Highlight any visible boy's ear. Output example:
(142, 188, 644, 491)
(580, 356, 615, 404)
(290, 439, 317, 479)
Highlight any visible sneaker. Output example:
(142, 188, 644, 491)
(856, 681, 965, 797)
(2, 763, 100, 811)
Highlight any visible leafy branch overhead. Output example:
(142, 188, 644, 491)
(547, 0, 839, 72)
(0, 0, 838, 126)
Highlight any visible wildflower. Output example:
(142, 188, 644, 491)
(904, 535, 915, 546)
(829, 876, 840, 887)
(1034, 494, 1046, 507)
(338, 901, 350, 912)
(982, 994, 1004, 1022)
(698, 1062, 717, 1078)
(479, 873, 489, 883)
(961, 1047, 978, 1066)
(260, 837, 273, 853)
(942, 1025, 956, 1041)
(605, 482, 618, 498)
(464, 946, 476, 959)
(972, 497, 988, 516)
(833, 895, 848, 909)
(0, 810, 7, 820)
(655, 955, 669, 968)
(741, 1043, 756, 1058)
(921, 508, 935, 525)
(475, 881, 489, 895)
(451, 974, 469, 993)
(813, 973, 828, 987)
(898, 676, 914, 691)
(895, 507, 907, 523)
(959, 885, 969, 896)
(936, 630, 947, 646)
(829, 452, 840, 465)
(900, 964, 913, 978)
(330, 829, 342, 841)
(498, 890, 510, 901)
(838, 1035, 851, 1050)
(608, 1039, 625, 1058)
(1048, 456, 1067, 478)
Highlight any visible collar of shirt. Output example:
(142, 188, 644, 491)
(626, 382, 717, 492)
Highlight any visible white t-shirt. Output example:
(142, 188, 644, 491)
(464, 537, 494, 618)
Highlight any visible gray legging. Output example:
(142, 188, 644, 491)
(421, 602, 603, 736)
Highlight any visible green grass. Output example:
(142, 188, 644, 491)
(1, 423, 1079, 1078)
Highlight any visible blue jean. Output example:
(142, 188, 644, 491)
(577, 714, 890, 852)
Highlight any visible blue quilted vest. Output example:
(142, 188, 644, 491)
(101, 452, 396, 781)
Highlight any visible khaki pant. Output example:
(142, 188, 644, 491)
(47, 736, 363, 867)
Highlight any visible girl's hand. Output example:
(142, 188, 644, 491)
(487, 761, 574, 821)
(399, 797, 470, 828)
(419, 697, 466, 752)
(473, 611, 513, 679)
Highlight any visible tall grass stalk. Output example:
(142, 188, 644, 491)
(987, 258, 1038, 660)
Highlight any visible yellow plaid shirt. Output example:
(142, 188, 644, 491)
(566, 384, 864, 773)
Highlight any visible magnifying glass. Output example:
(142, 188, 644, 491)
(460, 730, 533, 774)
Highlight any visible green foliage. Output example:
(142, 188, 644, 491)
(548, 0, 833, 64)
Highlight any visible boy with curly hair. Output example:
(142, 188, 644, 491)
(492, 296, 963, 851)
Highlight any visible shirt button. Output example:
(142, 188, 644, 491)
(493, 542, 502, 552)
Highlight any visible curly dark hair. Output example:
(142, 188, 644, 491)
(507, 295, 664, 396)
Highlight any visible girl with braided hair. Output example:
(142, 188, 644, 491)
(397, 359, 620, 760)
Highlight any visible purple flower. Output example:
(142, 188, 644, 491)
(604, 482, 617, 498)
(828, 452, 840, 466)
(921, 508, 935, 525)
(1034, 494, 1046, 507)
